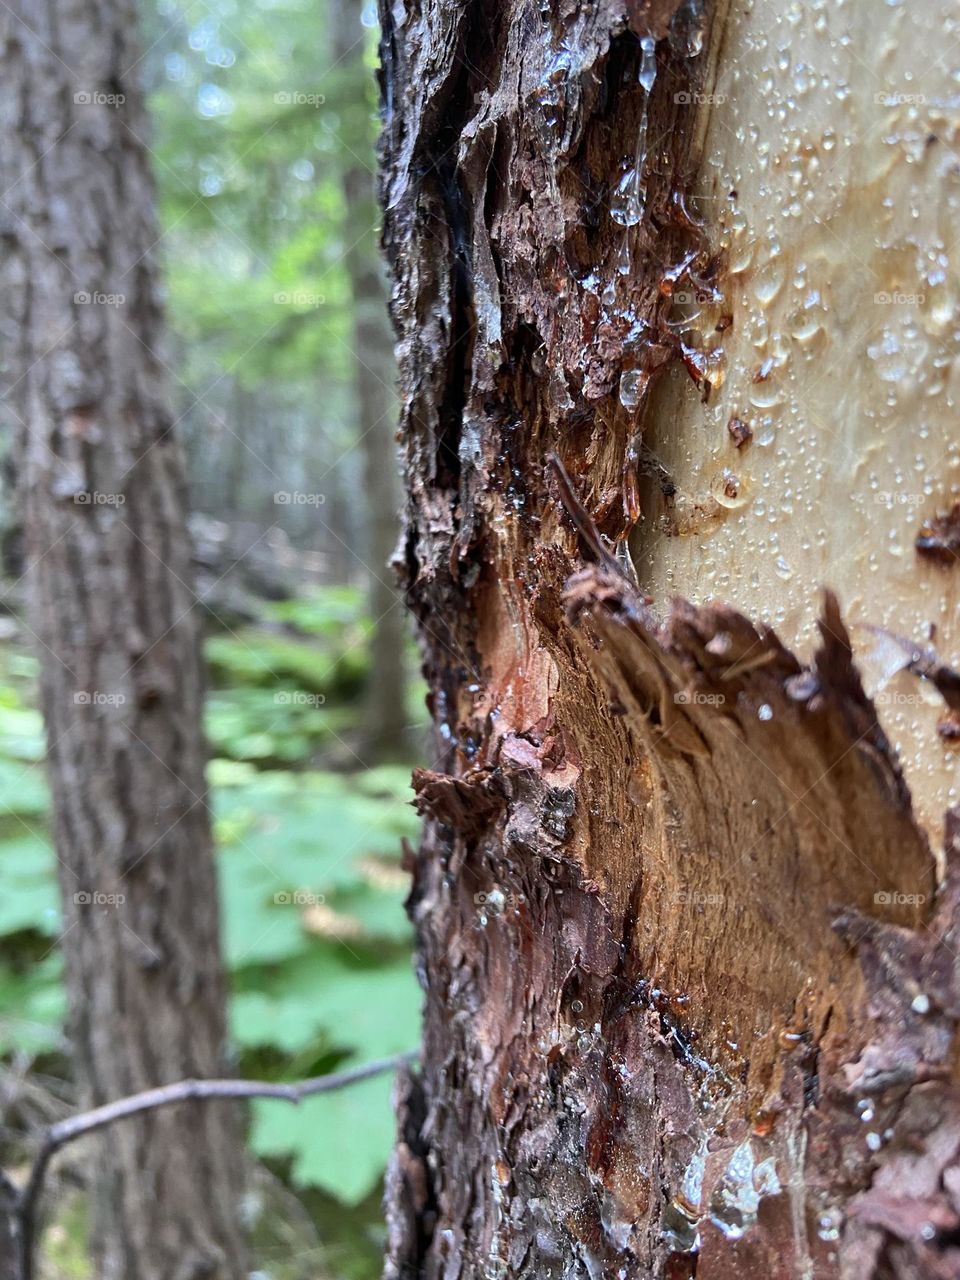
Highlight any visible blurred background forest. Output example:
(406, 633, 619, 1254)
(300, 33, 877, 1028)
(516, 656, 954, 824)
(0, 1, 423, 1276)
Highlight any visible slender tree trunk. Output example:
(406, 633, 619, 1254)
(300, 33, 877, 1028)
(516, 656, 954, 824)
(333, 0, 409, 760)
(226, 380, 252, 522)
(378, 2, 960, 1277)
(0, 1176, 17, 1280)
(0, 3, 245, 1276)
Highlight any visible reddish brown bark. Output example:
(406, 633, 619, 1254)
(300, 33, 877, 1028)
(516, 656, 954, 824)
(378, 2, 960, 1277)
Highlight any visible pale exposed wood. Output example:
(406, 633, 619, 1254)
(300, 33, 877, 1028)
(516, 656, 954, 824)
(635, 0, 960, 840)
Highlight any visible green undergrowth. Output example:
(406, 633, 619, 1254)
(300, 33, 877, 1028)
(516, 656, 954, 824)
(0, 587, 424, 1277)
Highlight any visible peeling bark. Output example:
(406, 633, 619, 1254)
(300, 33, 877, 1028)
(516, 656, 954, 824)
(378, 2, 960, 1278)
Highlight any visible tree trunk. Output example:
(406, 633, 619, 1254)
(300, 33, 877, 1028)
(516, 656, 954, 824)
(0, 2, 246, 1276)
(378, 1, 960, 1277)
(0, 1175, 17, 1280)
(333, 0, 410, 760)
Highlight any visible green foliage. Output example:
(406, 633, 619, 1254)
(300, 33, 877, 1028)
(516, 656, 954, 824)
(252, 1072, 399, 1206)
(142, 0, 378, 393)
(0, 954, 66, 1057)
(203, 586, 379, 766)
(216, 766, 415, 967)
(206, 627, 366, 698)
(0, 601, 420, 1217)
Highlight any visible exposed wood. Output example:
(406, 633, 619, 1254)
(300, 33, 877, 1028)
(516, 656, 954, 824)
(377, 1, 960, 1276)
(634, 0, 960, 841)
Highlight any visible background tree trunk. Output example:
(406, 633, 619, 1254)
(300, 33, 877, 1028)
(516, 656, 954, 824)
(333, 0, 410, 761)
(378, 1, 960, 1276)
(0, 2, 245, 1276)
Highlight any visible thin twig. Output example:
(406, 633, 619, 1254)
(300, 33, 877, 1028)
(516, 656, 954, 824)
(13, 1049, 417, 1280)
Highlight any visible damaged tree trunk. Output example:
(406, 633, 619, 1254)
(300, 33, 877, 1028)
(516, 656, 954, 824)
(378, 1, 960, 1276)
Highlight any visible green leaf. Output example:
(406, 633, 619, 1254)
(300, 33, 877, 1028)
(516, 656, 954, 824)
(326, 882, 412, 944)
(0, 833, 60, 937)
(0, 761, 49, 817)
(0, 954, 66, 1055)
(0, 704, 46, 761)
(250, 1071, 397, 1204)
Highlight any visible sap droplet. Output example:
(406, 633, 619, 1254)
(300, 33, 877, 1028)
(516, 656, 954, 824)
(669, 0, 706, 57)
(818, 1207, 842, 1242)
(485, 888, 507, 915)
(611, 164, 643, 227)
(750, 382, 785, 410)
(710, 468, 751, 510)
(709, 1140, 761, 1240)
(638, 36, 657, 92)
(661, 1199, 700, 1253)
(753, 262, 785, 307)
(620, 367, 644, 409)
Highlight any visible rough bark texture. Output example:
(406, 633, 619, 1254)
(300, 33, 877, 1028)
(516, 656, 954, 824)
(0, 2, 245, 1276)
(378, 2, 960, 1277)
(333, 0, 410, 761)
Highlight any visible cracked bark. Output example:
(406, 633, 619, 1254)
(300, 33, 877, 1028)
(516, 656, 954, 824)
(0, 1, 245, 1275)
(378, 1, 960, 1277)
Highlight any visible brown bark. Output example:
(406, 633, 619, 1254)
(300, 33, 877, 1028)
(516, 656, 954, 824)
(378, 2, 960, 1277)
(333, 0, 410, 760)
(0, 2, 245, 1276)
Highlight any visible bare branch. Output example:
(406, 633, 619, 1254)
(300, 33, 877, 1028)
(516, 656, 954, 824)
(11, 1050, 417, 1280)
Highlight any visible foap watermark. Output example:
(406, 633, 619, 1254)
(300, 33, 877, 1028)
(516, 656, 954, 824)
(74, 90, 125, 107)
(273, 91, 326, 107)
(674, 690, 725, 706)
(874, 291, 925, 306)
(74, 491, 125, 506)
(74, 890, 125, 907)
(273, 890, 326, 906)
(273, 690, 326, 707)
(274, 490, 325, 507)
(874, 91, 927, 108)
(73, 690, 126, 706)
(872, 491, 925, 507)
(674, 889, 725, 906)
(874, 690, 926, 708)
(673, 286, 720, 306)
(74, 290, 126, 307)
(273, 290, 324, 307)
(474, 886, 524, 918)
(874, 890, 926, 907)
(674, 90, 727, 105)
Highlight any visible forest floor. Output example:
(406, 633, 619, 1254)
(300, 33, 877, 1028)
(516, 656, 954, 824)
(0, 585, 423, 1280)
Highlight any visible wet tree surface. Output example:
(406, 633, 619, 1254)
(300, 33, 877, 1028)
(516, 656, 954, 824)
(0, 1, 245, 1275)
(377, 1, 960, 1277)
